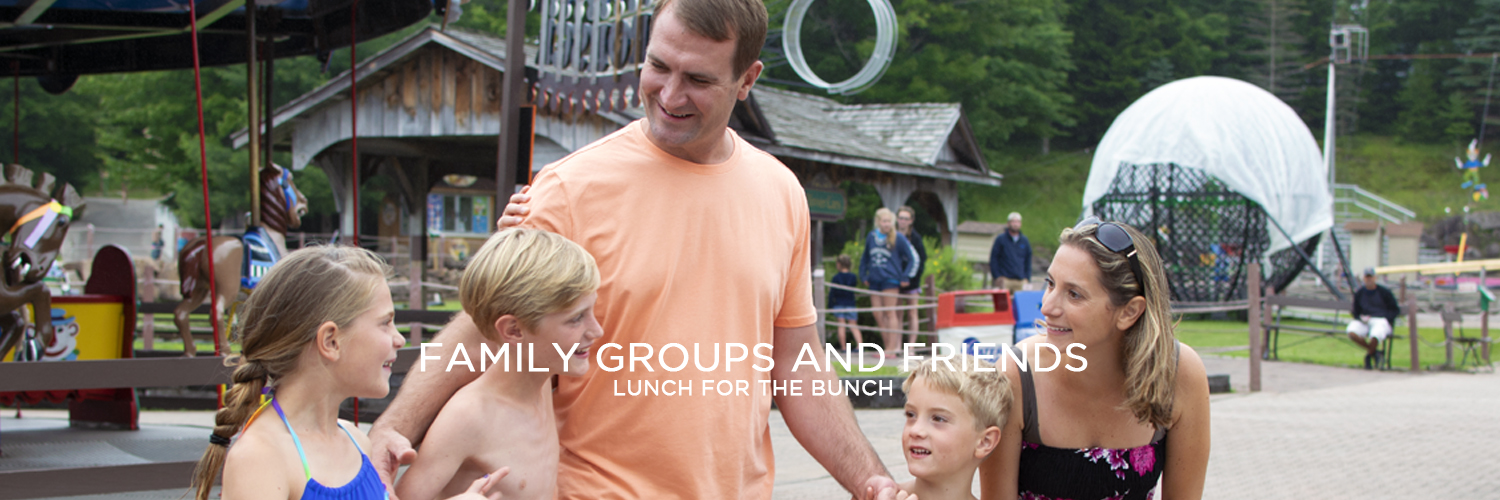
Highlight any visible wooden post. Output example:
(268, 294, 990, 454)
(299, 231, 306, 248)
(1405, 277, 1419, 371)
(924, 274, 937, 342)
(1484, 309, 1491, 365)
(1247, 262, 1262, 392)
(813, 271, 827, 345)
(142, 265, 157, 350)
(1483, 270, 1491, 364)
(1444, 302, 1455, 369)
(409, 235, 423, 345)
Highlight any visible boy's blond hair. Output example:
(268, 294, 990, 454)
(901, 355, 1012, 430)
(459, 228, 600, 339)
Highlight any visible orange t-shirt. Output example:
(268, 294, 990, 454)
(523, 119, 816, 499)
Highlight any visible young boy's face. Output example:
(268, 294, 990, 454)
(524, 291, 603, 376)
(902, 378, 996, 480)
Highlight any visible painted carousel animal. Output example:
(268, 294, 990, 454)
(174, 164, 307, 356)
(0, 164, 85, 361)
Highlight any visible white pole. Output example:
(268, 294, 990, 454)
(1321, 60, 1337, 270)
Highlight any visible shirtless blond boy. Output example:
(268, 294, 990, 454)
(395, 229, 602, 500)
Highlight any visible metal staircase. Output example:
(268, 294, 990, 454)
(1313, 184, 1431, 282)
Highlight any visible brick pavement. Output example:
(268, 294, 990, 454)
(770, 356, 1499, 499)
(10, 356, 1495, 499)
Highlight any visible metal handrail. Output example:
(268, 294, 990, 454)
(1332, 183, 1416, 222)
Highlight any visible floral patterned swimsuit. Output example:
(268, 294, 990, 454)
(1013, 354, 1168, 500)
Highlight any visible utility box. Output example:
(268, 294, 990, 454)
(935, 290, 1015, 360)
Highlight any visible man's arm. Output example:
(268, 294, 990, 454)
(1021, 238, 1031, 282)
(772, 323, 896, 500)
(989, 236, 1003, 281)
(369, 313, 487, 485)
(1350, 290, 1365, 320)
(1382, 287, 1401, 323)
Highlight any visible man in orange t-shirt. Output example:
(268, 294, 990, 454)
(369, 0, 903, 498)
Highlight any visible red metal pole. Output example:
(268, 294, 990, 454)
(350, 0, 360, 426)
(12, 59, 18, 165)
(188, 0, 223, 357)
(349, 0, 360, 250)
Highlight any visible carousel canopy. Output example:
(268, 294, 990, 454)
(1083, 76, 1331, 253)
(0, 0, 432, 79)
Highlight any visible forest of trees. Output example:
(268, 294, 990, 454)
(2, 0, 1497, 230)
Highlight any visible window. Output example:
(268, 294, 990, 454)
(427, 193, 492, 236)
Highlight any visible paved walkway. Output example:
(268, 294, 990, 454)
(770, 356, 1500, 499)
(5, 356, 1496, 499)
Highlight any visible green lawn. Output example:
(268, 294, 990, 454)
(1175, 319, 1478, 371)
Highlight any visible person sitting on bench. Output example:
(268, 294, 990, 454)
(1348, 267, 1399, 370)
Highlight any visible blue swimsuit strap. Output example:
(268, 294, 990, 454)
(271, 396, 362, 482)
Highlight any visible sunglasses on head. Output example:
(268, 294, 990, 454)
(1076, 217, 1146, 296)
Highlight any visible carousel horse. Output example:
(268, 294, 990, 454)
(0, 164, 85, 361)
(174, 164, 307, 356)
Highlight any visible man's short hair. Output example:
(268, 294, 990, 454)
(460, 228, 600, 340)
(653, 0, 768, 77)
(1008, 212, 1022, 222)
(901, 356, 1012, 430)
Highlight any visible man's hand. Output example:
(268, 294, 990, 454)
(370, 425, 418, 488)
(495, 186, 531, 230)
(861, 476, 911, 500)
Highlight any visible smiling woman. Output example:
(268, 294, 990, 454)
(979, 219, 1211, 500)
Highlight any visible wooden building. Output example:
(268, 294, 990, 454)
(231, 26, 1000, 266)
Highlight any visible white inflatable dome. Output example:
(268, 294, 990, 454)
(1083, 76, 1331, 253)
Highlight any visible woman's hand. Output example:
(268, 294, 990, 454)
(449, 467, 509, 500)
(495, 186, 531, 230)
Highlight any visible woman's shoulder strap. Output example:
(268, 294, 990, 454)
(1009, 344, 1041, 444)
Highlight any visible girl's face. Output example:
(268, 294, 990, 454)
(524, 292, 603, 377)
(877, 214, 895, 234)
(338, 286, 404, 399)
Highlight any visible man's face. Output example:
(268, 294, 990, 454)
(897, 211, 914, 232)
(1008, 218, 1022, 233)
(1364, 273, 1377, 289)
(638, 8, 763, 163)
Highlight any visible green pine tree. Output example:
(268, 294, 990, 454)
(1445, 91, 1477, 144)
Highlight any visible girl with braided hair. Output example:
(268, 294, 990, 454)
(189, 246, 506, 500)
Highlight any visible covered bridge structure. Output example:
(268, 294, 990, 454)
(231, 26, 1001, 265)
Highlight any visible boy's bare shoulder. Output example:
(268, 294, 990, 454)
(429, 382, 545, 442)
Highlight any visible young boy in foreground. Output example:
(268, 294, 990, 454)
(899, 356, 1012, 500)
(395, 229, 603, 500)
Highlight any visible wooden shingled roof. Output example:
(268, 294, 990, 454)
(229, 26, 999, 187)
(742, 86, 997, 185)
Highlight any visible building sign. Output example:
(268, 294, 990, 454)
(807, 188, 846, 222)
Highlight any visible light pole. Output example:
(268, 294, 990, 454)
(1322, 24, 1366, 272)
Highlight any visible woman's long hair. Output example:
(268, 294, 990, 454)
(189, 246, 391, 500)
(874, 207, 898, 250)
(1058, 221, 1177, 428)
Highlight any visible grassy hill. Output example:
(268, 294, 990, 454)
(960, 147, 1093, 257)
(963, 135, 1494, 260)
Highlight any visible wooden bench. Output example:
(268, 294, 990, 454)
(1261, 295, 1400, 370)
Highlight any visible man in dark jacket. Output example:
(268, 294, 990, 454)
(989, 212, 1031, 292)
(1347, 267, 1400, 370)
